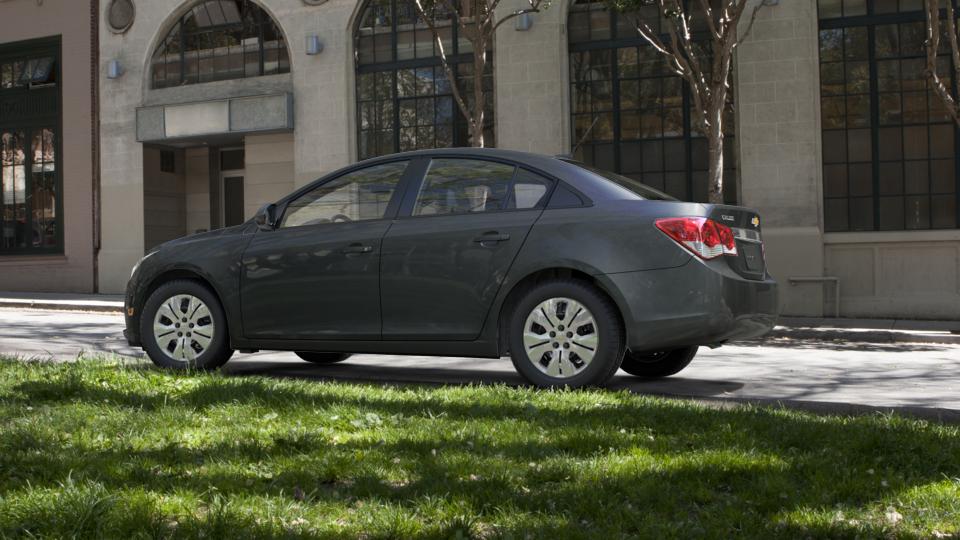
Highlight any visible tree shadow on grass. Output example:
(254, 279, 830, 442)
(2, 361, 959, 538)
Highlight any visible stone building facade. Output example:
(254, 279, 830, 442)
(4, 0, 960, 320)
(0, 0, 98, 292)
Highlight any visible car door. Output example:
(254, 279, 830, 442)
(240, 160, 412, 340)
(380, 157, 554, 340)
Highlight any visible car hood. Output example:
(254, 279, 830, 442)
(153, 223, 251, 252)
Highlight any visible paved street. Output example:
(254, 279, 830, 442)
(1, 308, 958, 417)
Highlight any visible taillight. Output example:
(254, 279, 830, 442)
(655, 217, 738, 259)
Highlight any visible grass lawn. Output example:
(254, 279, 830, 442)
(0, 358, 957, 539)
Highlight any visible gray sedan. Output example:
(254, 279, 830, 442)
(124, 148, 778, 388)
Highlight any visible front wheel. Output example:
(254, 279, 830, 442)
(619, 346, 698, 378)
(508, 279, 624, 388)
(296, 352, 352, 364)
(140, 280, 234, 370)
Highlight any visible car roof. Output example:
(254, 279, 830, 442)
(363, 147, 563, 171)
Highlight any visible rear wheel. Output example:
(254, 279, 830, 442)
(295, 352, 352, 364)
(619, 346, 698, 378)
(140, 280, 233, 370)
(509, 279, 624, 388)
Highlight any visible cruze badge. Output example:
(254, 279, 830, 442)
(721, 214, 735, 222)
(751, 216, 760, 227)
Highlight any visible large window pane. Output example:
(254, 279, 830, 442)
(819, 11, 960, 232)
(1, 131, 28, 249)
(356, 0, 494, 159)
(566, 0, 736, 204)
(151, 0, 289, 89)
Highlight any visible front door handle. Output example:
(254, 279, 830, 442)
(473, 232, 511, 244)
(342, 243, 373, 254)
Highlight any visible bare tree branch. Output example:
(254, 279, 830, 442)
(627, 0, 768, 203)
(412, 0, 475, 133)
(733, 0, 764, 50)
(925, 0, 960, 126)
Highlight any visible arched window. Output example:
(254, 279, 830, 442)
(354, 0, 494, 160)
(567, 0, 736, 203)
(151, 0, 289, 89)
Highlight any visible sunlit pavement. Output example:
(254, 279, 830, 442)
(1, 308, 958, 416)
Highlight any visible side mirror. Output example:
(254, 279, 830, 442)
(255, 203, 277, 231)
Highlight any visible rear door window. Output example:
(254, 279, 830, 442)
(413, 159, 516, 216)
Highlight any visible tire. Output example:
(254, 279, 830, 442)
(619, 346, 698, 378)
(295, 352, 352, 364)
(140, 280, 234, 370)
(508, 279, 625, 388)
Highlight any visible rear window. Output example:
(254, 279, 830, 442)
(562, 160, 676, 201)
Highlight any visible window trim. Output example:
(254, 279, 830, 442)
(395, 155, 558, 220)
(0, 36, 63, 256)
(818, 1, 960, 231)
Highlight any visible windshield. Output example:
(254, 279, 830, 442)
(561, 160, 677, 201)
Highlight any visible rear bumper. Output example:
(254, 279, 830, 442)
(600, 258, 779, 352)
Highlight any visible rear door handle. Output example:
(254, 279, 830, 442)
(473, 232, 511, 244)
(341, 243, 373, 254)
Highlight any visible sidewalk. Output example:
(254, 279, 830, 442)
(0, 291, 958, 344)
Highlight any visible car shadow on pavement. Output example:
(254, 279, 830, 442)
(737, 337, 950, 353)
(223, 358, 747, 398)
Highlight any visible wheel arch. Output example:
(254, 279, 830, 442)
(135, 267, 236, 343)
(496, 267, 630, 356)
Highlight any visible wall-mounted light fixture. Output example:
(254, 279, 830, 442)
(107, 59, 124, 79)
(306, 35, 323, 55)
(515, 12, 533, 31)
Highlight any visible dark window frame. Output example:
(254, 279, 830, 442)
(819, 0, 960, 231)
(567, 0, 738, 204)
(150, 0, 290, 89)
(354, 0, 495, 160)
(0, 36, 63, 256)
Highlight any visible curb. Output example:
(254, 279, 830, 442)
(0, 301, 124, 314)
(762, 327, 960, 346)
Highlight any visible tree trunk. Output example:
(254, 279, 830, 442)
(706, 103, 725, 205)
(471, 45, 487, 147)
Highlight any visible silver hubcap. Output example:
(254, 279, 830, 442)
(523, 297, 599, 379)
(152, 294, 215, 363)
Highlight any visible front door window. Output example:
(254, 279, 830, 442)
(280, 161, 408, 228)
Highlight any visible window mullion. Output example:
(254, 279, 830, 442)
(867, 24, 880, 231)
(23, 127, 33, 252)
(612, 47, 621, 174)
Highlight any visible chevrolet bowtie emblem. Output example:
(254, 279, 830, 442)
(751, 216, 760, 227)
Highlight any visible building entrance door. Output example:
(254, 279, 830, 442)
(219, 147, 244, 228)
(222, 174, 244, 227)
